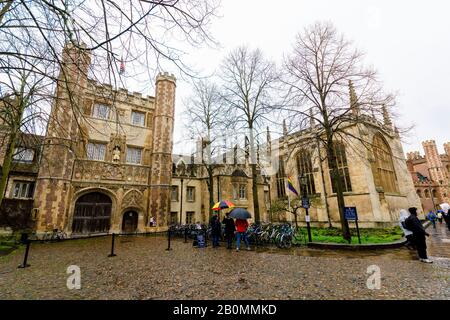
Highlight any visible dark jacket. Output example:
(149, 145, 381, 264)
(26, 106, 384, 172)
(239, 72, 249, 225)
(405, 215, 426, 236)
(209, 215, 222, 236)
(222, 217, 235, 235)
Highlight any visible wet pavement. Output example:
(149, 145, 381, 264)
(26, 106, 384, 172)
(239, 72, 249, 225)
(427, 222, 450, 259)
(0, 226, 448, 300)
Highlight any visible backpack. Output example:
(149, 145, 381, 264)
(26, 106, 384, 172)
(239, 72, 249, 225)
(404, 215, 413, 231)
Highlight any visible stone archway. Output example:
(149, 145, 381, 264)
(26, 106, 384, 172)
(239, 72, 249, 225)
(122, 211, 138, 233)
(72, 192, 112, 234)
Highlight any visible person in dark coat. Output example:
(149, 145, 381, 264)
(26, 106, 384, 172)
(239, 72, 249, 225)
(405, 207, 432, 263)
(209, 213, 222, 248)
(222, 212, 235, 249)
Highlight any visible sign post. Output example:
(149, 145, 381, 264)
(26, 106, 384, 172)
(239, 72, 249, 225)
(344, 207, 361, 244)
(302, 196, 312, 242)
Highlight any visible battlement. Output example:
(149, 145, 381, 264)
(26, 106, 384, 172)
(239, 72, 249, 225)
(156, 71, 176, 84)
(87, 79, 154, 108)
(406, 151, 423, 161)
(422, 140, 437, 147)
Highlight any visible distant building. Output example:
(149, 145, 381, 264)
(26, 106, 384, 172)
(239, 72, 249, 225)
(406, 141, 450, 212)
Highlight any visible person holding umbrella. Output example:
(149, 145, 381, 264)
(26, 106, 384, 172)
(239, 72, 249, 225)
(210, 200, 235, 248)
(229, 208, 252, 251)
(222, 212, 235, 249)
(440, 203, 450, 231)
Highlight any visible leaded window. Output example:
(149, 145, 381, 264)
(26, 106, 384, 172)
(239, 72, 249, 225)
(126, 147, 142, 164)
(12, 181, 35, 199)
(86, 142, 106, 161)
(131, 111, 145, 126)
(328, 142, 352, 193)
(372, 134, 398, 193)
(296, 149, 316, 196)
(276, 157, 286, 198)
(92, 104, 110, 120)
(13, 147, 34, 162)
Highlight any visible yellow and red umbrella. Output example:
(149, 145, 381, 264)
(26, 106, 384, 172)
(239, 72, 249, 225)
(212, 200, 235, 211)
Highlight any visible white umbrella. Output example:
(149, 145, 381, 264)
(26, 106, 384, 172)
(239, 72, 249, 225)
(439, 203, 450, 213)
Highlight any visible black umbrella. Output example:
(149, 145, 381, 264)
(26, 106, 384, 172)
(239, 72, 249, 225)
(229, 208, 252, 220)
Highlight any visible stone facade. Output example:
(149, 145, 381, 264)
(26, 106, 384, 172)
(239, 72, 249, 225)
(1, 43, 422, 233)
(406, 141, 450, 212)
(29, 43, 176, 234)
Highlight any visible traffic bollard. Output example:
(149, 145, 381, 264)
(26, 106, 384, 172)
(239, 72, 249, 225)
(166, 229, 172, 251)
(18, 240, 31, 269)
(108, 233, 117, 257)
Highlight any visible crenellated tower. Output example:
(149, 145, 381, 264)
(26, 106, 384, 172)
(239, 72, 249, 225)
(422, 140, 445, 183)
(34, 43, 91, 232)
(149, 72, 176, 227)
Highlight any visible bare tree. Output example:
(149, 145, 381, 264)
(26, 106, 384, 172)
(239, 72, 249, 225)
(282, 22, 395, 242)
(220, 46, 280, 223)
(184, 79, 225, 218)
(0, 0, 220, 208)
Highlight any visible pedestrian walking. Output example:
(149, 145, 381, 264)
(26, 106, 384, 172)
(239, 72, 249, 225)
(405, 207, 432, 263)
(440, 203, 450, 231)
(209, 213, 222, 248)
(437, 211, 443, 224)
(235, 218, 250, 251)
(222, 212, 235, 249)
(427, 211, 437, 229)
(399, 209, 414, 249)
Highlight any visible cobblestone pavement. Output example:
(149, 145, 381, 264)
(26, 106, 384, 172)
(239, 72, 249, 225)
(427, 222, 450, 259)
(0, 232, 448, 300)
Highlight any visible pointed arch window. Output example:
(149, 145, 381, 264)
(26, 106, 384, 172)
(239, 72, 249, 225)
(372, 134, 398, 193)
(276, 156, 286, 198)
(328, 142, 352, 193)
(296, 149, 316, 196)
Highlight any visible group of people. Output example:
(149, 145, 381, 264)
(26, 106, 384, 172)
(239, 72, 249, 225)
(426, 209, 450, 230)
(398, 205, 450, 263)
(209, 212, 251, 251)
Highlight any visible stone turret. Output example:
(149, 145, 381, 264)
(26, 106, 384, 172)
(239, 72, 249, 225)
(349, 80, 359, 116)
(422, 140, 445, 183)
(149, 72, 176, 227)
(34, 42, 91, 232)
(382, 105, 392, 129)
(444, 142, 450, 158)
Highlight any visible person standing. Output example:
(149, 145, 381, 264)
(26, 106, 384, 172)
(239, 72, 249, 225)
(427, 211, 437, 229)
(209, 213, 222, 248)
(222, 213, 235, 249)
(437, 211, 443, 224)
(235, 218, 250, 251)
(443, 211, 450, 231)
(405, 207, 432, 263)
(399, 209, 414, 249)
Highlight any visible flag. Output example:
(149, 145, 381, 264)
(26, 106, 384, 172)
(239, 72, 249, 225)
(119, 56, 125, 74)
(416, 172, 429, 183)
(287, 176, 299, 196)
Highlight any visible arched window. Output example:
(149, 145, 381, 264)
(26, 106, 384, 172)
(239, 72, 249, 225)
(416, 189, 422, 198)
(276, 156, 286, 198)
(372, 134, 398, 193)
(432, 189, 438, 199)
(296, 149, 316, 196)
(424, 189, 430, 198)
(328, 142, 352, 193)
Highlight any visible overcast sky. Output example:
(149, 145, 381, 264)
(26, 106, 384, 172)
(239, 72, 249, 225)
(169, 0, 450, 156)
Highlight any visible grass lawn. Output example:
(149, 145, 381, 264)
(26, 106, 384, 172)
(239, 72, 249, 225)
(295, 226, 404, 244)
(0, 236, 21, 256)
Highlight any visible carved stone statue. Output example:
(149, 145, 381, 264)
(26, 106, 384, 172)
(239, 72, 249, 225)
(112, 146, 121, 163)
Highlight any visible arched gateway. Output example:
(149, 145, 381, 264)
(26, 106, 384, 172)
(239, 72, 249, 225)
(72, 192, 112, 234)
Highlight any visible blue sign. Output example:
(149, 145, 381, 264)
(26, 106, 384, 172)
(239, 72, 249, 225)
(344, 207, 358, 221)
(302, 197, 310, 209)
